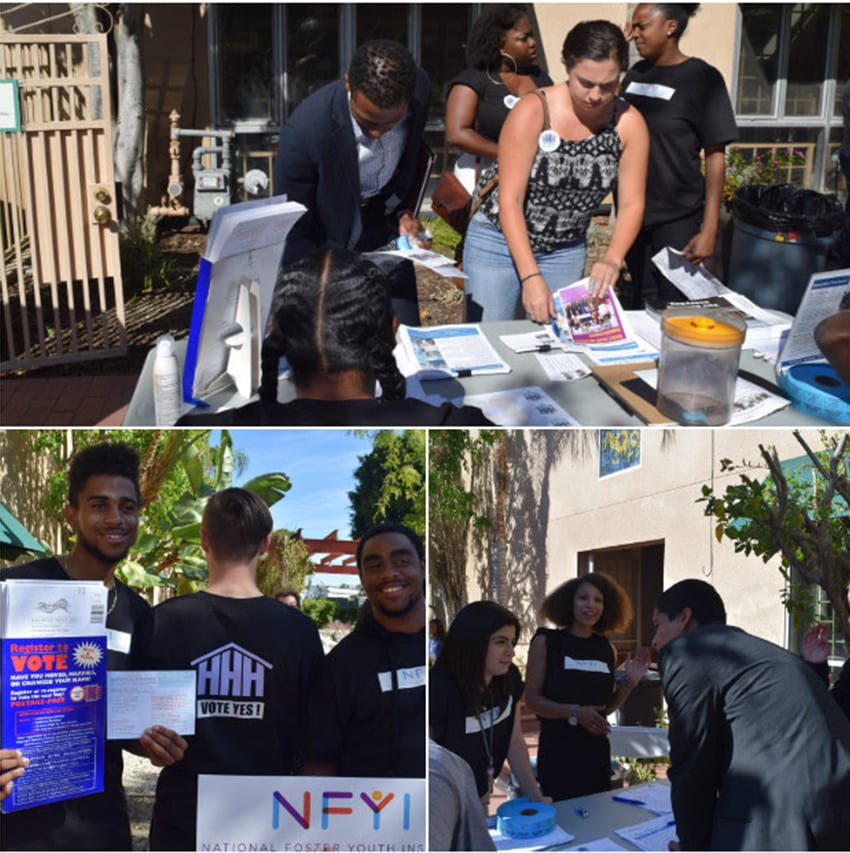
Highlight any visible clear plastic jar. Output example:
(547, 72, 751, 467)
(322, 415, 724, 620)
(657, 309, 746, 426)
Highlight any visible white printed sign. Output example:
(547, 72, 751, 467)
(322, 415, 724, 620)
(196, 775, 425, 851)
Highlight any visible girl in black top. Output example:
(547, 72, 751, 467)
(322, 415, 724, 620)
(446, 6, 552, 191)
(429, 601, 548, 807)
(622, 4, 737, 306)
(524, 573, 650, 801)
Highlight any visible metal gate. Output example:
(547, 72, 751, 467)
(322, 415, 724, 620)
(0, 33, 126, 371)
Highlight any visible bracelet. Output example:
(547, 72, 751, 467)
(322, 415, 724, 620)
(521, 271, 542, 284)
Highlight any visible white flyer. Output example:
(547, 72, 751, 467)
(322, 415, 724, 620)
(107, 670, 197, 739)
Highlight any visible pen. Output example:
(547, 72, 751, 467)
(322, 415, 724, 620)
(551, 318, 561, 338)
(612, 795, 644, 805)
(574, 807, 589, 818)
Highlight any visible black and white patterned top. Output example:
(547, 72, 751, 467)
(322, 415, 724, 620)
(477, 101, 624, 253)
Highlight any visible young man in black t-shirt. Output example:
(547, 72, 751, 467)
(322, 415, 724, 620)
(130, 487, 324, 851)
(305, 522, 426, 778)
(0, 443, 187, 851)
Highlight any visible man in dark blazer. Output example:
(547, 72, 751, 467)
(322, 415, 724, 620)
(274, 39, 431, 325)
(652, 579, 850, 851)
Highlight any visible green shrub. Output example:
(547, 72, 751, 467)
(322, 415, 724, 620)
(119, 215, 175, 297)
(302, 597, 338, 628)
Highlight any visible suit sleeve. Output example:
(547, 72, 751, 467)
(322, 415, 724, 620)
(831, 659, 850, 720)
(660, 641, 721, 850)
(274, 110, 325, 261)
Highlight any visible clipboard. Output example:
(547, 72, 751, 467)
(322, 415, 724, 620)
(591, 362, 676, 425)
(401, 140, 436, 217)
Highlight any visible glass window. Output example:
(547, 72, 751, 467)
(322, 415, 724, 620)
(784, 4, 829, 117)
(736, 5, 781, 116)
(285, 5, 341, 118)
(217, 6, 275, 125)
(834, 4, 850, 117)
(420, 4, 473, 125)
(356, 4, 409, 45)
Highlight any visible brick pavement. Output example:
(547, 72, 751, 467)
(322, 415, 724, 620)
(0, 374, 138, 426)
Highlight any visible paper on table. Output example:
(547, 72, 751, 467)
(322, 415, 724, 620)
(462, 386, 579, 426)
(611, 782, 672, 815)
(107, 670, 196, 739)
(534, 351, 592, 382)
(634, 368, 789, 425)
(367, 247, 467, 279)
(616, 815, 678, 851)
(490, 824, 575, 851)
(395, 325, 511, 378)
(499, 327, 565, 353)
(564, 838, 629, 851)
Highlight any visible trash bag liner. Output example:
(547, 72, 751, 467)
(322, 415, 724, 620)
(731, 183, 843, 237)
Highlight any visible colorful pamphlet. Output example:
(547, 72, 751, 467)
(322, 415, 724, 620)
(1, 579, 108, 812)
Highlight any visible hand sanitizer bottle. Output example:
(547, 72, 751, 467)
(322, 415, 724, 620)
(153, 335, 182, 426)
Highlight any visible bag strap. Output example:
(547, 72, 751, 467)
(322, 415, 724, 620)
(467, 88, 549, 223)
(528, 88, 551, 131)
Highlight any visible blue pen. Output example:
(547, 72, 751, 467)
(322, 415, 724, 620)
(612, 794, 644, 805)
(574, 807, 589, 818)
(551, 317, 561, 338)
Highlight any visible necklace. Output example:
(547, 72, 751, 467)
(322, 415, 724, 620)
(57, 555, 119, 616)
(474, 688, 497, 794)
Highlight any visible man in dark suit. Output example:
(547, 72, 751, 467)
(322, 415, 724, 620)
(652, 579, 850, 851)
(274, 39, 431, 325)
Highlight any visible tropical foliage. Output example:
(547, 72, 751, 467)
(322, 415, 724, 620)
(700, 430, 850, 641)
(348, 430, 425, 540)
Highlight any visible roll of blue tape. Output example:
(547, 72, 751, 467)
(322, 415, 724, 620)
(777, 364, 850, 424)
(496, 798, 557, 839)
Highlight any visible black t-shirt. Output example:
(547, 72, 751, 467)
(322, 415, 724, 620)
(307, 610, 425, 778)
(448, 66, 553, 144)
(177, 396, 494, 427)
(622, 57, 737, 227)
(429, 663, 524, 797)
(129, 592, 324, 851)
(0, 558, 149, 851)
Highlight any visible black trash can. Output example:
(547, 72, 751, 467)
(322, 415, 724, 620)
(727, 184, 843, 314)
(615, 670, 664, 727)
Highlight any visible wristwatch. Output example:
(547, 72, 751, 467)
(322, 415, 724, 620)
(568, 705, 578, 726)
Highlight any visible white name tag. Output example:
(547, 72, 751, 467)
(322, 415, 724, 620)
(464, 695, 513, 734)
(626, 81, 675, 101)
(563, 656, 610, 674)
(107, 628, 132, 655)
(378, 666, 427, 693)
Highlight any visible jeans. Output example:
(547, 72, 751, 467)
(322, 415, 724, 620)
(462, 212, 587, 322)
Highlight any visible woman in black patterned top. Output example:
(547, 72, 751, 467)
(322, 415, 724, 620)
(463, 20, 648, 323)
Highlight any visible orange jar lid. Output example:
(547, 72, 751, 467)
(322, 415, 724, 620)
(661, 310, 746, 347)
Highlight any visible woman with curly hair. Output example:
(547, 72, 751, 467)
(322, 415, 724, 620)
(177, 249, 492, 426)
(524, 573, 650, 801)
(446, 5, 552, 193)
(430, 601, 549, 809)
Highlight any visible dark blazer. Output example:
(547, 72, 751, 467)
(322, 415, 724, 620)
(659, 623, 850, 851)
(274, 69, 431, 263)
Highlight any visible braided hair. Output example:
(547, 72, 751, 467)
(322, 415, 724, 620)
(260, 249, 407, 404)
(348, 39, 416, 109)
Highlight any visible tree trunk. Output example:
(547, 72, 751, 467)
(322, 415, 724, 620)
(114, 4, 145, 219)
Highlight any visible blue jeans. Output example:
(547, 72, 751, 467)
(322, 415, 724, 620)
(462, 212, 587, 322)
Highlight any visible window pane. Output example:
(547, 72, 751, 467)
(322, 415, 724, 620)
(285, 6, 341, 118)
(217, 6, 275, 124)
(356, 4, 408, 45)
(784, 4, 829, 117)
(834, 4, 850, 118)
(736, 4, 781, 116)
(420, 4, 473, 125)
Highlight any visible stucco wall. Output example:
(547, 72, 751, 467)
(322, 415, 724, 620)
(534, 3, 737, 87)
(462, 428, 839, 651)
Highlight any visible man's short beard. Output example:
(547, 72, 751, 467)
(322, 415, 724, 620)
(372, 592, 421, 620)
(77, 530, 131, 567)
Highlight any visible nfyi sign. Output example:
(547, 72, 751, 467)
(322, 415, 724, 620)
(197, 775, 425, 850)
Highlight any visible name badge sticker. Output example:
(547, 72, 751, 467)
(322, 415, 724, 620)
(538, 129, 560, 153)
(504, 94, 519, 110)
(108, 628, 132, 655)
(563, 656, 610, 674)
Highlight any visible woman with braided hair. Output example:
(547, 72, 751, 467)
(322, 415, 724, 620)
(178, 249, 492, 426)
